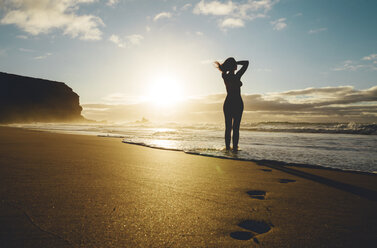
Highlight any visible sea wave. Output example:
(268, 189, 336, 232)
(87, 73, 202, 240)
(240, 122, 377, 135)
(10, 121, 376, 135)
(120, 121, 377, 135)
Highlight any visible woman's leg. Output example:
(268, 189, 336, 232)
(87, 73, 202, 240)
(232, 102, 244, 151)
(223, 103, 232, 150)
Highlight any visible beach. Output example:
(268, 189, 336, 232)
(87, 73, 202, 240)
(0, 126, 376, 247)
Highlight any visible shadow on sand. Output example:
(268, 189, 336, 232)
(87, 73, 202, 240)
(258, 160, 377, 202)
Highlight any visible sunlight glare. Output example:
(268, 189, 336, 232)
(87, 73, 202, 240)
(146, 75, 183, 106)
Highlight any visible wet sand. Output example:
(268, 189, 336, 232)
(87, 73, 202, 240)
(0, 126, 376, 247)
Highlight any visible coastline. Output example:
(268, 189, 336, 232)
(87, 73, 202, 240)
(5, 123, 377, 174)
(3, 125, 377, 176)
(1, 126, 376, 247)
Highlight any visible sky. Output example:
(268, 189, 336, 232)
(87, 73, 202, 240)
(0, 0, 376, 123)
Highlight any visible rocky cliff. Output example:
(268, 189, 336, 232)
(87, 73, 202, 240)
(0, 72, 85, 123)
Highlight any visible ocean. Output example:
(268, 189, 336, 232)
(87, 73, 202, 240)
(8, 122, 377, 173)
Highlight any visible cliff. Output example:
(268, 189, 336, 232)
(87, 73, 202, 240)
(0, 72, 85, 123)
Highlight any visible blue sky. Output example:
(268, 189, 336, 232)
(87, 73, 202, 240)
(0, 0, 376, 122)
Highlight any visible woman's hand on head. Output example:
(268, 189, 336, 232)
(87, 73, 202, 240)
(237, 60, 249, 65)
(235, 60, 249, 77)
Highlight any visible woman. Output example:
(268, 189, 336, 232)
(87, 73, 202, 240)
(215, 57, 249, 151)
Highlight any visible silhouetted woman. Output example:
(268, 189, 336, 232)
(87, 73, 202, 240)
(215, 58, 249, 151)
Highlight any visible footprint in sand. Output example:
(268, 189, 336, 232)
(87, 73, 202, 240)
(230, 220, 273, 242)
(230, 231, 254, 240)
(247, 190, 267, 200)
(279, 179, 296, 183)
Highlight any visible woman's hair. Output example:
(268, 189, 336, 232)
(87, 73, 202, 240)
(214, 57, 236, 72)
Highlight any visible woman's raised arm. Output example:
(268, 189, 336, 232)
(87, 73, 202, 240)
(236, 60, 249, 78)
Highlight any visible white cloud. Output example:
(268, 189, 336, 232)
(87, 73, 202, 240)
(0, 0, 104, 40)
(109, 34, 124, 48)
(362, 54, 377, 61)
(146, 25, 151, 32)
(238, 0, 276, 19)
(333, 60, 364, 71)
(270, 17, 286, 31)
(193, 0, 235, 16)
(220, 18, 244, 28)
(106, 0, 119, 6)
(333, 55, 377, 71)
(308, 27, 327, 34)
(196, 31, 203, 36)
(109, 33, 144, 48)
(193, 0, 278, 29)
(125, 34, 143, 45)
(278, 86, 354, 96)
(181, 3, 192, 10)
(34, 52, 52, 60)
(153, 12, 172, 21)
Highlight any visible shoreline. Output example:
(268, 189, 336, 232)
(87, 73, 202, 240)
(123, 139, 377, 176)
(4, 124, 377, 176)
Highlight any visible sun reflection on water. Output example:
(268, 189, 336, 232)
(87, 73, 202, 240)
(148, 139, 179, 150)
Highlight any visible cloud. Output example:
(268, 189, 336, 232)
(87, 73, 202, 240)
(270, 17, 286, 31)
(193, 0, 278, 30)
(82, 86, 377, 123)
(220, 18, 244, 28)
(153, 12, 172, 21)
(106, 0, 119, 6)
(0, 0, 104, 40)
(333, 54, 377, 71)
(333, 60, 364, 71)
(362, 54, 377, 61)
(264, 86, 377, 107)
(278, 86, 354, 96)
(34, 52, 52, 60)
(181, 3, 192, 10)
(109, 34, 124, 48)
(308, 27, 327, 34)
(108, 33, 144, 48)
(193, 0, 235, 15)
(125, 34, 143, 45)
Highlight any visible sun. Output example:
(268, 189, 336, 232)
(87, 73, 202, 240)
(146, 75, 183, 106)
